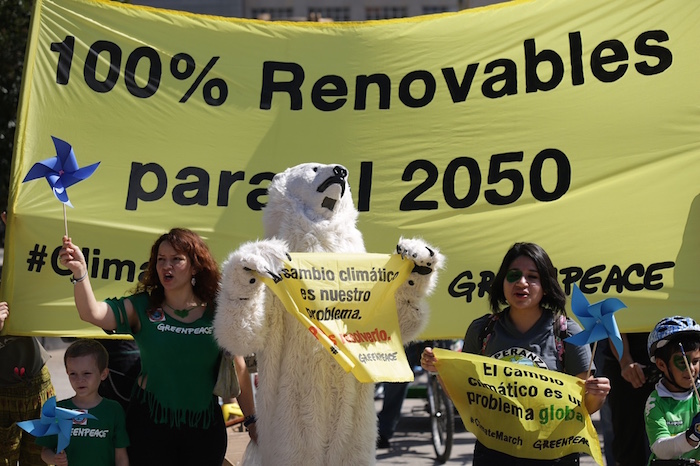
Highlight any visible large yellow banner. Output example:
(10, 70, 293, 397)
(2, 0, 699, 338)
(434, 349, 603, 464)
(259, 253, 413, 383)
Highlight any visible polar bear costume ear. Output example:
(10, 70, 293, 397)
(262, 163, 358, 238)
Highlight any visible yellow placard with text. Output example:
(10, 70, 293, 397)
(434, 349, 603, 465)
(259, 253, 414, 383)
(2, 0, 700, 338)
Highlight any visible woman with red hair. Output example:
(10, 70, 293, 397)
(60, 228, 255, 466)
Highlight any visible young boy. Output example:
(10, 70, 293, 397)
(645, 316, 700, 465)
(37, 339, 129, 466)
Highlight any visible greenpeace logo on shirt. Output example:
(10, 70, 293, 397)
(155, 323, 213, 335)
(490, 347, 548, 370)
(71, 427, 109, 438)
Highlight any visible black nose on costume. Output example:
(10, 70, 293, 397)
(334, 166, 347, 179)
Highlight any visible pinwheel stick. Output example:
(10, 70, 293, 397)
(586, 340, 598, 379)
(63, 204, 68, 237)
(679, 343, 700, 404)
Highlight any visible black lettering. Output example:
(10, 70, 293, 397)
(442, 64, 479, 102)
(525, 38, 564, 92)
(622, 263, 645, 291)
(644, 261, 674, 290)
(399, 70, 436, 108)
(482, 59, 517, 98)
(602, 264, 625, 293)
(217, 171, 245, 207)
(260, 61, 304, 110)
(580, 264, 605, 293)
(311, 75, 347, 111)
(591, 39, 629, 83)
(101, 258, 136, 281)
(478, 271, 495, 297)
(125, 162, 167, 211)
(357, 161, 373, 212)
(355, 74, 391, 110)
(448, 270, 476, 302)
(559, 266, 583, 295)
(634, 30, 672, 75)
(569, 32, 584, 86)
(173, 166, 209, 206)
(247, 172, 274, 211)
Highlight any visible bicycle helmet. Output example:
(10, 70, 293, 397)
(647, 316, 700, 362)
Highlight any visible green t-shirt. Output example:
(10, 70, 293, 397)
(36, 398, 129, 466)
(645, 381, 700, 464)
(106, 292, 221, 428)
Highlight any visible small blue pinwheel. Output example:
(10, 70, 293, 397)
(565, 284, 626, 360)
(17, 396, 97, 453)
(22, 136, 100, 208)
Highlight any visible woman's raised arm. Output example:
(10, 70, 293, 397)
(60, 235, 130, 331)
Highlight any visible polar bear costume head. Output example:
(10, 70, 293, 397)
(262, 163, 364, 253)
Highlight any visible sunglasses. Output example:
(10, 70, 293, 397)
(506, 270, 524, 283)
(505, 269, 540, 284)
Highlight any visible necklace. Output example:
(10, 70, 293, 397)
(164, 301, 205, 318)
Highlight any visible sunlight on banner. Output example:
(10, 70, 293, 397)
(434, 348, 603, 464)
(4, 0, 700, 338)
(259, 253, 413, 383)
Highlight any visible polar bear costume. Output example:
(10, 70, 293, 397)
(214, 163, 443, 466)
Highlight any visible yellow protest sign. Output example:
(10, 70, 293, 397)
(258, 253, 413, 383)
(434, 348, 603, 464)
(2, 0, 700, 338)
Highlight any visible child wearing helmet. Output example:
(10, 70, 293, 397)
(644, 316, 700, 465)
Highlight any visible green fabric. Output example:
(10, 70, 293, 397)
(645, 383, 700, 464)
(105, 292, 220, 428)
(36, 398, 128, 466)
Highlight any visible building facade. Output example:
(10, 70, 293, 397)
(133, 0, 508, 20)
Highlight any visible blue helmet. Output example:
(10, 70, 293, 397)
(647, 316, 700, 362)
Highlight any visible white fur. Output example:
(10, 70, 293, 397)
(214, 163, 444, 466)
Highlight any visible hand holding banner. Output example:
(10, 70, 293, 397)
(258, 252, 414, 383)
(434, 348, 603, 465)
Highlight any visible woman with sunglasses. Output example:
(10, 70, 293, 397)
(421, 242, 610, 466)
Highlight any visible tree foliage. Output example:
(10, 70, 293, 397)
(0, 0, 33, 210)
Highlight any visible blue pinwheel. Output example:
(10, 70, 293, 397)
(23, 136, 100, 208)
(17, 396, 97, 453)
(565, 284, 626, 360)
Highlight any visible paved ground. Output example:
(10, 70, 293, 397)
(43, 338, 606, 465)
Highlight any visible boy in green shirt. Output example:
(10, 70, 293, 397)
(38, 339, 129, 466)
(645, 316, 700, 465)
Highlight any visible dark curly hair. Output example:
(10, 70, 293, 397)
(488, 242, 567, 316)
(136, 228, 220, 310)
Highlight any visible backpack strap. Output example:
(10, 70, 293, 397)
(554, 313, 568, 367)
(478, 313, 500, 355)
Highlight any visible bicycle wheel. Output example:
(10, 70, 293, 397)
(426, 373, 454, 463)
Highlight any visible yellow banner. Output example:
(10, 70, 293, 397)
(2, 0, 700, 337)
(434, 349, 603, 464)
(259, 253, 413, 383)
